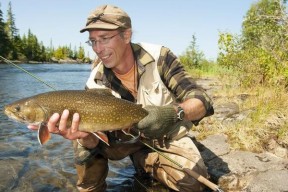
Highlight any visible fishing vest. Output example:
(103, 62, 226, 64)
(86, 43, 192, 140)
(86, 42, 175, 107)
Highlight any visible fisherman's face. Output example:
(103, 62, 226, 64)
(88, 29, 131, 70)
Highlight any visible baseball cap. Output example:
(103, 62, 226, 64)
(80, 5, 131, 33)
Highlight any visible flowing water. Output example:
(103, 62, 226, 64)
(0, 64, 163, 192)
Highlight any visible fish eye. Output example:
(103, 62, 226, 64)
(15, 105, 21, 112)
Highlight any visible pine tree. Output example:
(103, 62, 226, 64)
(5, 2, 20, 59)
(77, 44, 85, 60)
(5, 2, 18, 38)
(0, 2, 11, 58)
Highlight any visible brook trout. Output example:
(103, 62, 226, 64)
(4, 89, 148, 145)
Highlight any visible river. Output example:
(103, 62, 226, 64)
(0, 64, 155, 192)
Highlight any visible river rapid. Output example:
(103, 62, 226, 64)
(0, 64, 149, 192)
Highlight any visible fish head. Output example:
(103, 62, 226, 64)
(4, 99, 47, 125)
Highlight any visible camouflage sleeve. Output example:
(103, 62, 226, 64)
(157, 47, 214, 119)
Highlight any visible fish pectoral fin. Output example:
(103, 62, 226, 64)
(37, 123, 51, 145)
(91, 132, 110, 146)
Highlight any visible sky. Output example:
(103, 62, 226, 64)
(1, 0, 257, 60)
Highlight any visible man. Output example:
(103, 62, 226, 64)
(29, 4, 214, 192)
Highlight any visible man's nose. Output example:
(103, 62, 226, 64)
(93, 43, 105, 54)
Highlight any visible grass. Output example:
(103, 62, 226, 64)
(191, 65, 288, 153)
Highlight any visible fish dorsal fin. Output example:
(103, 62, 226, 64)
(86, 88, 114, 96)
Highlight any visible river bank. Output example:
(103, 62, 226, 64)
(0, 58, 91, 64)
(195, 77, 288, 191)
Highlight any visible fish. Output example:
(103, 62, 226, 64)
(4, 89, 148, 145)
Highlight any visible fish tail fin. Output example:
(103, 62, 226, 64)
(38, 123, 51, 145)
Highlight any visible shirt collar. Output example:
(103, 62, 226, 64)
(93, 43, 155, 101)
(131, 43, 155, 67)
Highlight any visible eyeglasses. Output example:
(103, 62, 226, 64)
(86, 33, 121, 47)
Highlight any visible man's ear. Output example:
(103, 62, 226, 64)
(123, 29, 132, 43)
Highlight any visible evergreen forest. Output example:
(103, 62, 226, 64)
(0, 2, 91, 63)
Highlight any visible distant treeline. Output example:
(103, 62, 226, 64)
(0, 2, 91, 63)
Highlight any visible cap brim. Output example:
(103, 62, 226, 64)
(80, 22, 119, 33)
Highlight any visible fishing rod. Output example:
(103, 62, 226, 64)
(0, 56, 57, 91)
(1, 56, 223, 192)
(126, 133, 223, 192)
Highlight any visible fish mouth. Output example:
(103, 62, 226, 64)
(5, 111, 40, 126)
(4, 109, 23, 123)
(4, 106, 13, 117)
(4, 106, 28, 124)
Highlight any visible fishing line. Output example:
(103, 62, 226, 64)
(1, 56, 222, 191)
(133, 176, 149, 191)
(126, 132, 223, 192)
(0, 56, 57, 91)
(151, 140, 155, 190)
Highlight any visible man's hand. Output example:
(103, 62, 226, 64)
(135, 105, 178, 139)
(27, 109, 89, 140)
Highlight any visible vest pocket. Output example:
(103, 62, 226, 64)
(141, 81, 174, 106)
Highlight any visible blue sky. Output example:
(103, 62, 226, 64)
(1, 0, 257, 60)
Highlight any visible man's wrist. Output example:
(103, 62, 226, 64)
(173, 104, 185, 121)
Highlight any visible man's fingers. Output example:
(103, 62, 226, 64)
(47, 113, 60, 133)
(71, 113, 80, 133)
(45, 110, 88, 140)
(27, 125, 38, 131)
(59, 109, 69, 132)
